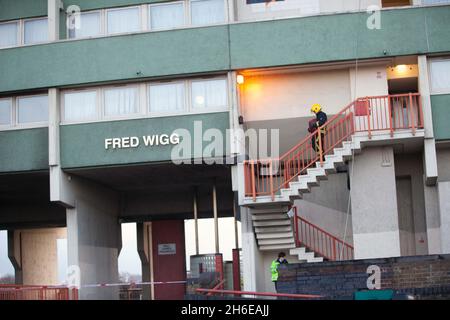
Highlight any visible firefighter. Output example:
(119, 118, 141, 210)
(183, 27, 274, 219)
(271, 252, 288, 292)
(309, 103, 328, 153)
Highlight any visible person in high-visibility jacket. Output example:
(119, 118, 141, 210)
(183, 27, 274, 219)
(271, 252, 288, 291)
(308, 104, 328, 153)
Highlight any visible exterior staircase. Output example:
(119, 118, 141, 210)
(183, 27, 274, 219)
(241, 93, 424, 261)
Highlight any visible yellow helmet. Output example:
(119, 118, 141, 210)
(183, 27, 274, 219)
(311, 103, 322, 114)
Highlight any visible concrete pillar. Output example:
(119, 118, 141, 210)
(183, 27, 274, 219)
(7, 230, 22, 284)
(350, 146, 401, 259)
(240, 207, 264, 292)
(48, 0, 62, 41)
(65, 176, 122, 300)
(137, 222, 153, 300)
(8, 228, 66, 285)
(438, 182, 450, 254)
(418, 55, 438, 186)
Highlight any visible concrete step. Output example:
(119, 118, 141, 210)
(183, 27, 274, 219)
(280, 188, 302, 200)
(258, 238, 296, 246)
(253, 220, 292, 227)
(289, 180, 311, 193)
(298, 174, 320, 187)
(250, 206, 289, 214)
(306, 167, 327, 180)
(260, 243, 296, 251)
(289, 247, 306, 255)
(256, 232, 294, 239)
(255, 226, 292, 233)
(252, 213, 289, 221)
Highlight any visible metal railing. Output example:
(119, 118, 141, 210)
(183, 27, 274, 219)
(293, 207, 354, 261)
(244, 93, 423, 200)
(0, 285, 78, 300)
(196, 288, 322, 299)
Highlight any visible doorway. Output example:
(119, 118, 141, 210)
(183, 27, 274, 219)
(396, 176, 416, 256)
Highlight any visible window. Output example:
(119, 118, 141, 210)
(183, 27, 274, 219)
(0, 99, 12, 125)
(68, 11, 102, 39)
(191, 0, 225, 26)
(24, 18, 48, 44)
(104, 86, 139, 117)
(17, 95, 48, 124)
(430, 59, 450, 93)
(149, 82, 185, 113)
(150, 2, 185, 30)
(0, 22, 19, 48)
(107, 7, 140, 35)
(422, 0, 450, 5)
(191, 79, 227, 109)
(64, 90, 97, 121)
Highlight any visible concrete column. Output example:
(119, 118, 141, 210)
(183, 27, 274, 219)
(65, 176, 122, 300)
(137, 222, 153, 300)
(438, 182, 450, 254)
(240, 207, 264, 292)
(8, 228, 66, 285)
(48, 0, 62, 41)
(418, 55, 438, 186)
(7, 230, 22, 284)
(350, 146, 401, 259)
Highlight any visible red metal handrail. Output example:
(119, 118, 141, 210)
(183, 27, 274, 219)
(0, 285, 79, 300)
(244, 93, 423, 200)
(293, 207, 354, 261)
(196, 288, 322, 299)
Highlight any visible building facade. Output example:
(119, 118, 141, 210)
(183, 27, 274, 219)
(0, 0, 450, 299)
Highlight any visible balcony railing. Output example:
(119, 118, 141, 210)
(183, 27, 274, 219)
(244, 93, 423, 201)
(293, 207, 354, 261)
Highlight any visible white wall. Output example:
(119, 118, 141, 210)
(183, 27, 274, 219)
(242, 69, 351, 122)
(295, 173, 353, 246)
(242, 65, 389, 123)
(350, 146, 402, 259)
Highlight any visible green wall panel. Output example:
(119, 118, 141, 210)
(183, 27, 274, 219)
(431, 94, 450, 141)
(0, 128, 49, 172)
(0, 25, 230, 92)
(1, 6, 450, 93)
(60, 112, 230, 168)
(229, 6, 450, 69)
(0, 0, 47, 21)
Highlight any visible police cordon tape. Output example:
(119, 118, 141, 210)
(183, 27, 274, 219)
(81, 280, 187, 288)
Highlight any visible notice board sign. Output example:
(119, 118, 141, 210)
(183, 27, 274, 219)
(158, 243, 176, 255)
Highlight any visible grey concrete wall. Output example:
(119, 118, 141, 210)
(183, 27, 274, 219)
(294, 172, 353, 246)
(394, 153, 428, 255)
(350, 146, 401, 259)
(424, 184, 441, 254)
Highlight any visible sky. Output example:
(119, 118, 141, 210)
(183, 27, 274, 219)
(0, 218, 242, 282)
